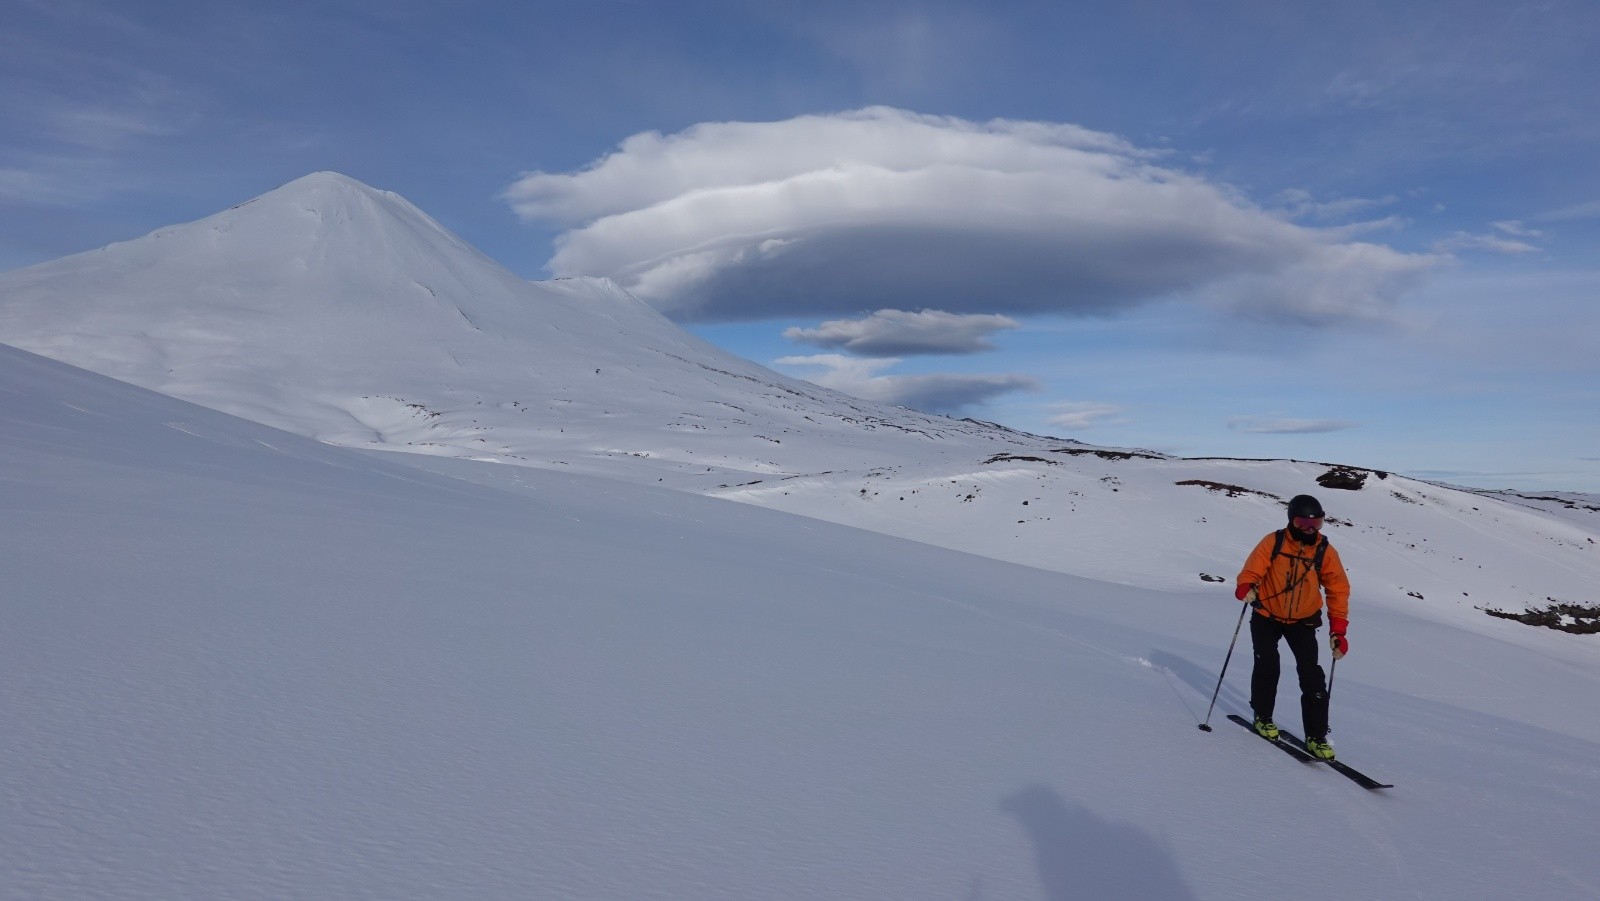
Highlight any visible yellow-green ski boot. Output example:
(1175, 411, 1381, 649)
(1305, 736, 1336, 761)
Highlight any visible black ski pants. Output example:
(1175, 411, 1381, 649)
(1249, 613, 1330, 739)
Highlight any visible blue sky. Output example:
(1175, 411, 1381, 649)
(3, 0, 1597, 491)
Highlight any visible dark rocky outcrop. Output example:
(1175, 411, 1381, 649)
(1484, 601, 1600, 634)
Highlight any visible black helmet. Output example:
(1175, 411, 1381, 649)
(1287, 494, 1325, 521)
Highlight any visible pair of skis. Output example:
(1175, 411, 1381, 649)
(1225, 714, 1393, 790)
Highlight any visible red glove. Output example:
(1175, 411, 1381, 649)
(1234, 583, 1256, 602)
(1329, 616, 1349, 659)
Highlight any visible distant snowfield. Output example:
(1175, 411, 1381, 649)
(3, 174, 1600, 896)
(713, 454, 1600, 662)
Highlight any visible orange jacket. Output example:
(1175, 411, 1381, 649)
(1236, 530, 1350, 624)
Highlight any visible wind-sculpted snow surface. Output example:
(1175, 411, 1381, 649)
(6, 344, 1600, 899)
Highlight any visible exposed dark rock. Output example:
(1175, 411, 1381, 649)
(1484, 601, 1600, 635)
(983, 453, 1057, 465)
(1175, 479, 1280, 500)
(1317, 466, 1369, 490)
(1048, 447, 1165, 462)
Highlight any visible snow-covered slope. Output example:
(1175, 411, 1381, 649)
(1, 172, 1595, 651)
(5, 341, 1600, 900)
(0, 172, 1052, 479)
(714, 454, 1600, 659)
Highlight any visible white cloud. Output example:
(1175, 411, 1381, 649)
(1209, 240, 1435, 325)
(774, 353, 1037, 414)
(1491, 220, 1542, 238)
(1046, 402, 1125, 430)
(783, 309, 1019, 356)
(1228, 415, 1359, 434)
(507, 108, 1437, 325)
(781, 8, 998, 95)
(1432, 231, 1540, 255)
(1535, 199, 1600, 222)
(0, 167, 71, 204)
(1274, 189, 1399, 222)
(0, 156, 134, 206)
(46, 101, 181, 150)
(0, 6, 203, 209)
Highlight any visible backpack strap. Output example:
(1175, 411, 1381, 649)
(1271, 528, 1328, 570)
(1263, 529, 1331, 624)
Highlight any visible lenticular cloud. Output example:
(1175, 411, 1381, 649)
(505, 107, 1434, 323)
(784, 309, 1019, 356)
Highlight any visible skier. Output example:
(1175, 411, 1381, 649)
(1234, 494, 1350, 760)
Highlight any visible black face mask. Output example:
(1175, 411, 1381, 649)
(1288, 524, 1320, 544)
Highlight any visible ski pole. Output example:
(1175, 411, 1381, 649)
(1325, 654, 1338, 735)
(1198, 597, 1251, 732)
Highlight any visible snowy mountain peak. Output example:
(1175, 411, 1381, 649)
(0, 172, 1050, 467)
(6, 171, 524, 342)
(219, 169, 438, 232)
(154, 170, 482, 266)
(283, 169, 395, 195)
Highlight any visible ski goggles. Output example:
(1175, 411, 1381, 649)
(1292, 514, 1325, 530)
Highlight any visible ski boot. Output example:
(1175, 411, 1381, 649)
(1305, 736, 1336, 761)
(1252, 716, 1280, 741)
